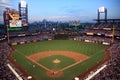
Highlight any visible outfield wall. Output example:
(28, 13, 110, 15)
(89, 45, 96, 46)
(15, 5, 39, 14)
(10, 38, 52, 46)
(10, 37, 110, 46)
(74, 37, 111, 46)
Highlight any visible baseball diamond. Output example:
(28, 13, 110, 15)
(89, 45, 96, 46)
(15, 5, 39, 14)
(26, 51, 89, 78)
(12, 40, 107, 80)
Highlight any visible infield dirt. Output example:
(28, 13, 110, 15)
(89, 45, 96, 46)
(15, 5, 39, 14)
(27, 51, 89, 78)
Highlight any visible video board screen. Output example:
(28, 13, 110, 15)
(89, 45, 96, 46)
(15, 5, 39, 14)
(9, 20, 22, 27)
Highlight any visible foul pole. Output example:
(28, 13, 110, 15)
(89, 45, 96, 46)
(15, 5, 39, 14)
(6, 24, 10, 44)
(112, 23, 115, 43)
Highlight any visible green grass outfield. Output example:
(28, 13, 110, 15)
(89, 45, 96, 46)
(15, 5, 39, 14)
(13, 40, 108, 80)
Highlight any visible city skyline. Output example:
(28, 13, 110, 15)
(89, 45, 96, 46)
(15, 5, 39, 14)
(0, 0, 120, 24)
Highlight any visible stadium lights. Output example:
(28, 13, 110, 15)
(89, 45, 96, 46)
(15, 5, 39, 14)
(99, 6, 105, 13)
(20, 0, 26, 8)
(97, 6, 107, 22)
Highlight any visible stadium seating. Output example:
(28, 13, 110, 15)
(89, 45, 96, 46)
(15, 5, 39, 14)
(0, 42, 18, 80)
(91, 41, 120, 80)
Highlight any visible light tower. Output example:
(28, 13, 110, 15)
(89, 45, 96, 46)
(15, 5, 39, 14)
(98, 7, 107, 23)
(19, 0, 28, 30)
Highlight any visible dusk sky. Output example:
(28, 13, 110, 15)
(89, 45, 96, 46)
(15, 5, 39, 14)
(0, 0, 120, 23)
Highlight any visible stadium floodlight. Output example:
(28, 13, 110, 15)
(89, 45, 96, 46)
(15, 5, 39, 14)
(97, 6, 107, 22)
(20, 0, 26, 7)
(99, 6, 105, 13)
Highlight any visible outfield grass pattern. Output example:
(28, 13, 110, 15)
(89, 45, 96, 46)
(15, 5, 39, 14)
(13, 40, 107, 80)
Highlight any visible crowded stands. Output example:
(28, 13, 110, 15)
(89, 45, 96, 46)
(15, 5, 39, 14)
(91, 41, 120, 80)
(0, 42, 18, 80)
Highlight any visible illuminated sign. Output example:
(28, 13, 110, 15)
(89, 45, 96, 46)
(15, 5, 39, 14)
(9, 20, 22, 27)
(105, 34, 113, 37)
(9, 13, 20, 20)
(86, 32, 94, 35)
(103, 42, 110, 45)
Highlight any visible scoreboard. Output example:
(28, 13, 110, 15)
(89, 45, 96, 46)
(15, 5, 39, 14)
(4, 8, 22, 30)
(4, 0, 28, 31)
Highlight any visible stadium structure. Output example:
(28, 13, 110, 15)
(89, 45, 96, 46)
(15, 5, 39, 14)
(0, 1, 120, 80)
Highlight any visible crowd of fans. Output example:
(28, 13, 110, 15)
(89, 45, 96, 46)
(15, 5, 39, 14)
(0, 42, 18, 80)
(75, 36, 112, 44)
(84, 29, 120, 36)
(91, 42, 120, 80)
(10, 34, 52, 43)
(90, 22, 120, 29)
(85, 22, 120, 36)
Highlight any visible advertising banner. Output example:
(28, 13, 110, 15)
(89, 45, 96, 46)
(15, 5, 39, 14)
(9, 20, 22, 27)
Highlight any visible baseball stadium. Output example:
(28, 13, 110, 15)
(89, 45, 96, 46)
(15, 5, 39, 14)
(0, 0, 120, 80)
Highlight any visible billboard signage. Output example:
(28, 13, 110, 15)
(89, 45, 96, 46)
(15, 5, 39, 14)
(9, 13, 20, 20)
(9, 20, 22, 27)
(86, 32, 94, 35)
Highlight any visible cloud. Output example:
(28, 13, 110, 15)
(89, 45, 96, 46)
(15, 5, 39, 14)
(1, 0, 10, 4)
(0, 3, 12, 7)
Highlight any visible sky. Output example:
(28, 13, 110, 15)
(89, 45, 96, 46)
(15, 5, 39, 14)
(0, 0, 120, 24)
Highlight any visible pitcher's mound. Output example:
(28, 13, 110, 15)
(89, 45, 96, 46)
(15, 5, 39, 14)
(53, 59, 61, 64)
(46, 69, 63, 78)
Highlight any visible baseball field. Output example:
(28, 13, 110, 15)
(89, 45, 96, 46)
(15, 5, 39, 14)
(12, 40, 107, 80)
